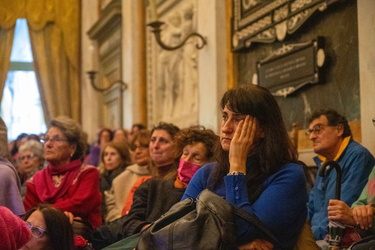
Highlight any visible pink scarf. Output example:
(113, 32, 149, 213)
(33, 160, 82, 203)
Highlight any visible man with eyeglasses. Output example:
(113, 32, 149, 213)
(306, 109, 375, 243)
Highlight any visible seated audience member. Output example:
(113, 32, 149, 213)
(120, 122, 181, 216)
(128, 123, 146, 142)
(23, 116, 102, 228)
(112, 128, 129, 144)
(105, 129, 152, 221)
(99, 141, 132, 221)
(87, 127, 113, 167)
(182, 85, 307, 248)
(307, 109, 375, 241)
(10, 132, 29, 164)
(17, 140, 44, 199)
(21, 203, 74, 250)
(90, 122, 180, 245)
(91, 125, 217, 249)
(27, 134, 41, 142)
(0, 206, 31, 250)
(0, 117, 25, 216)
(328, 166, 375, 243)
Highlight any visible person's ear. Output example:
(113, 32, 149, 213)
(70, 144, 77, 158)
(336, 124, 344, 137)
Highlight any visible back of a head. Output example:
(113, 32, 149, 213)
(0, 117, 11, 161)
(132, 123, 146, 131)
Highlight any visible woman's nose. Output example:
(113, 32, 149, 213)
(183, 155, 192, 163)
(152, 141, 160, 149)
(221, 120, 233, 133)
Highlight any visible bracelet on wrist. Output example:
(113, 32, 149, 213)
(227, 171, 245, 176)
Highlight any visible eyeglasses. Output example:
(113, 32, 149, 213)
(19, 154, 37, 161)
(25, 221, 47, 238)
(305, 124, 330, 136)
(40, 136, 68, 144)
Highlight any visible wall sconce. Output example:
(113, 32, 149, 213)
(147, 21, 207, 51)
(146, 0, 206, 51)
(86, 71, 127, 92)
(86, 70, 127, 127)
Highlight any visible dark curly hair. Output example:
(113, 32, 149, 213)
(172, 125, 219, 162)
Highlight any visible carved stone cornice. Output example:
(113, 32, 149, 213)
(232, 0, 340, 51)
(87, 0, 122, 41)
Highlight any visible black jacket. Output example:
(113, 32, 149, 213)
(91, 178, 185, 249)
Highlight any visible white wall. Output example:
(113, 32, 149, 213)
(197, 0, 228, 133)
(80, 0, 102, 143)
(122, 0, 145, 130)
(358, 1, 375, 156)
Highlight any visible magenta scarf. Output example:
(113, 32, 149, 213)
(33, 160, 82, 203)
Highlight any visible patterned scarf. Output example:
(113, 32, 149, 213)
(33, 159, 82, 203)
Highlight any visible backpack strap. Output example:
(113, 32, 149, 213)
(233, 206, 282, 247)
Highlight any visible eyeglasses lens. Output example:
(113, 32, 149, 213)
(26, 221, 46, 238)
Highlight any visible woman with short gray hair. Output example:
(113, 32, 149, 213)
(24, 116, 102, 228)
(17, 140, 44, 198)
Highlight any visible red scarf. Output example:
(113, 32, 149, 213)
(33, 160, 82, 203)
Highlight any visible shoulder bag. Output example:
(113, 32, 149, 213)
(136, 189, 280, 250)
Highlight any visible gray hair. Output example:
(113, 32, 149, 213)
(49, 116, 88, 161)
(0, 117, 11, 161)
(18, 140, 44, 160)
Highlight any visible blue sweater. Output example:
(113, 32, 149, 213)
(182, 161, 307, 249)
(307, 140, 375, 240)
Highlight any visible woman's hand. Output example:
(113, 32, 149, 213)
(229, 116, 258, 173)
(352, 205, 375, 230)
(238, 239, 273, 250)
(327, 199, 356, 226)
(64, 211, 82, 224)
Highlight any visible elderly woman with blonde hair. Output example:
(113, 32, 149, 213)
(23, 116, 102, 228)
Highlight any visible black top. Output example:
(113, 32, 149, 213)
(91, 178, 185, 249)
